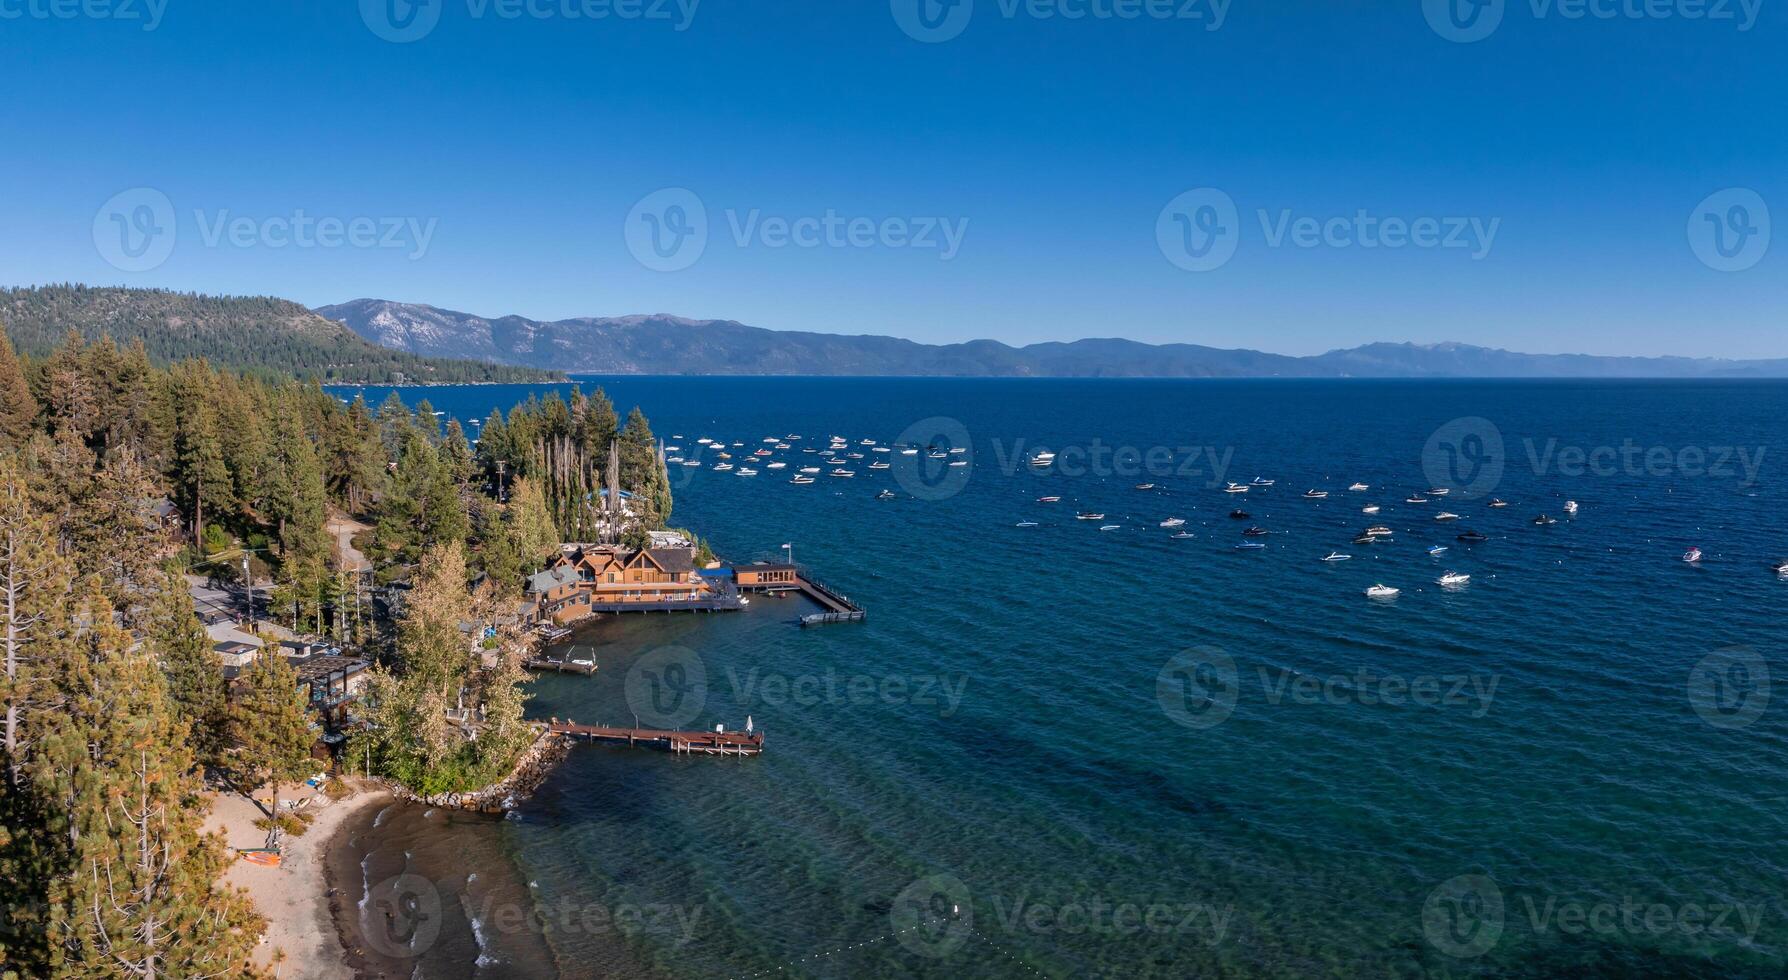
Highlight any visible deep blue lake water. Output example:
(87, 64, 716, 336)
(328, 377, 1788, 978)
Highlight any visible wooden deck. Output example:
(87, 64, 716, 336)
(548, 721, 764, 756)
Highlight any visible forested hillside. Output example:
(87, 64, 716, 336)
(2, 285, 563, 384)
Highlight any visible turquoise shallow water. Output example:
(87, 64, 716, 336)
(332, 378, 1788, 978)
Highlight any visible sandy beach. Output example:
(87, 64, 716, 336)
(205, 779, 391, 979)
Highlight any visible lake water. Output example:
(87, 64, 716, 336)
(327, 377, 1788, 978)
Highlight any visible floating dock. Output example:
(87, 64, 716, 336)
(549, 721, 764, 756)
(525, 658, 597, 675)
(733, 563, 865, 626)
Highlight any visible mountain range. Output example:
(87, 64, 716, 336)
(318, 299, 1788, 379)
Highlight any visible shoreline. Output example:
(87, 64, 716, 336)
(208, 780, 392, 979)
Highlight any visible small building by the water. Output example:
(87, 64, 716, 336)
(734, 563, 797, 588)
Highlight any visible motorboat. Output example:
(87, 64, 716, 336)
(1428, 488, 1451, 497)
(1352, 534, 1377, 545)
(1362, 505, 1381, 514)
(1772, 560, 1788, 576)
(1365, 526, 1394, 537)
(1030, 451, 1056, 466)
(868, 461, 890, 470)
(1683, 547, 1703, 563)
(1015, 521, 1038, 527)
(1456, 530, 1489, 542)
(1242, 526, 1269, 537)
(777, 443, 791, 450)
(1348, 483, 1369, 491)
(789, 475, 815, 484)
(1135, 483, 1158, 491)
(1438, 572, 1471, 587)
(1428, 545, 1449, 556)
(1303, 489, 1328, 499)
(1251, 477, 1275, 486)
(877, 490, 897, 500)
(901, 448, 919, 456)
(1160, 517, 1187, 528)
(1225, 483, 1251, 494)
(1434, 512, 1461, 521)
(800, 467, 821, 474)
(753, 449, 772, 457)
(762, 437, 779, 443)
(1406, 495, 1429, 504)
(1076, 512, 1106, 520)
(1321, 552, 1351, 562)
(713, 462, 734, 472)
(948, 460, 968, 467)
(1229, 509, 1250, 519)
(681, 460, 701, 467)
(861, 439, 876, 446)
(1488, 498, 1509, 508)
(1037, 496, 1062, 503)
(829, 469, 855, 478)
(1564, 500, 1579, 515)
(1234, 541, 1267, 550)
(1099, 525, 1121, 532)
(735, 467, 757, 477)
(697, 437, 713, 444)
(1533, 515, 1557, 526)
(1365, 584, 1400, 598)
(1170, 531, 1195, 539)
(767, 461, 787, 469)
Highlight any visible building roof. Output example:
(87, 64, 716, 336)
(741, 562, 796, 572)
(206, 622, 263, 648)
(526, 565, 582, 594)
(285, 655, 369, 684)
(644, 548, 696, 574)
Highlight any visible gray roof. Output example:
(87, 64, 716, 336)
(526, 565, 582, 594)
(646, 548, 696, 574)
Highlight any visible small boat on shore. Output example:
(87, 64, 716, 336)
(1365, 584, 1400, 598)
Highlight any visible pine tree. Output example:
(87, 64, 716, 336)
(171, 367, 232, 545)
(149, 569, 228, 769)
(228, 653, 314, 846)
(38, 584, 264, 978)
(0, 331, 38, 450)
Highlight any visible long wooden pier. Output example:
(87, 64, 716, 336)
(548, 721, 765, 756)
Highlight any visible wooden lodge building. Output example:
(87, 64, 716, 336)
(525, 544, 742, 623)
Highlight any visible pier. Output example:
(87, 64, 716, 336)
(733, 563, 866, 626)
(549, 721, 765, 756)
(524, 657, 597, 675)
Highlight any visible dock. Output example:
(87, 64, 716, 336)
(548, 721, 765, 756)
(525, 657, 597, 675)
(733, 563, 865, 626)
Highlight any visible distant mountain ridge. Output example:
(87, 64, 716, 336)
(318, 298, 1788, 378)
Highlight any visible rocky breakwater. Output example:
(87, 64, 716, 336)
(384, 727, 571, 813)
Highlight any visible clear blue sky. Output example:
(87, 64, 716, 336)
(2, 0, 1782, 357)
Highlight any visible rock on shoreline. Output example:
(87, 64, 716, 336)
(379, 727, 571, 813)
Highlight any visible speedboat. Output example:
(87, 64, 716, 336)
(1772, 560, 1788, 576)
(1251, 477, 1275, 486)
(777, 443, 792, 450)
(1015, 520, 1038, 527)
(789, 475, 815, 484)
(1406, 495, 1429, 504)
(1362, 505, 1381, 514)
(1533, 515, 1557, 526)
(1242, 526, 1269, 537)
(868, 461, 890, 470)
(1303, 489, 1328, 499)
(1321, 552, 1351, 562)
(1438, 571, 1470, 587)
(1234, 541, 1267, 550)
(1365, 526, 1394, 537)
(697, 437, 713, 444)
(713, 462, 734, 472)
(681, 460, 701, 467)
(877, 490, 897, 500)
(735, 467, 758, 477)
(1428, 545, 1449, 556)
(1099, 524, 1121, 532)
(1434, 512, 1460, 521)
(767, 461, 787, 469)
(1225, 483, 1250, 494)
(1564, 500, 1579, 515)
(901, 448, 919, 456)
(948, 460, 968, 467)
(665, 456, 684, 464)
(1029, 451, 1056, 466)
(829, 469, 855, 478)
(1037, 496, 1062, 503)
(1348, 483, 1369, 491)
(753, 448, 772, 456)
(1488, 498, 1509, 508)
(1229, 509, 1250, 519)
(1683, 547, 1703, 563)
(1428, 488, 1451, 497)
(861, 439, 876, 446)
(1352, 535, 1377, 545)
(1457, 530, 1489, 542)
(1365, 584, 1400, 598)
(1170, 531, 1195, 539)
(1135, 483, 1158, 491)
(1076, 512, 1105, 520)
(800, 466, 821, 474)
(1160, 517, 1187, 528)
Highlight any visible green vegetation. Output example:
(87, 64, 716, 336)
(2, 284, 564, 384)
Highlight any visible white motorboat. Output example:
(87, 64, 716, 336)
(1098, 524, 1121, 531)
(1564, 500, 1579, 515)
(1225, 483, 1250, 494)
(767, 461, 787, 469)
(800, 466, 821, 474)
(1365, 584, 1400, 598)
(1303, 489, 1328, 499)
(1428, 488, 1451, 496)
(1438, 571, 1470, 586)
(1075, 512, 1106, 520)
(713, 462, 734, 471)
(1321, 552, 1351, 562)
(1683, 547, 1703, 563)
(868, 461, 890, 470)
(1015, 521, 1039, 527)
(1434, 512, 1461, 521)
(829, 469, 855, 478)
(1250, 477, 1275, 486)
(1030, 451, 1056, 466)
(1160, 517, 1187, 528)
(735, 467, 758, 477)
(789, 475, 815, 484)
(1348, 483, 1369, 491)
(1362, 504, 1381, 514)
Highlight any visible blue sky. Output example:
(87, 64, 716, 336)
(2, 0, 1782, 357)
